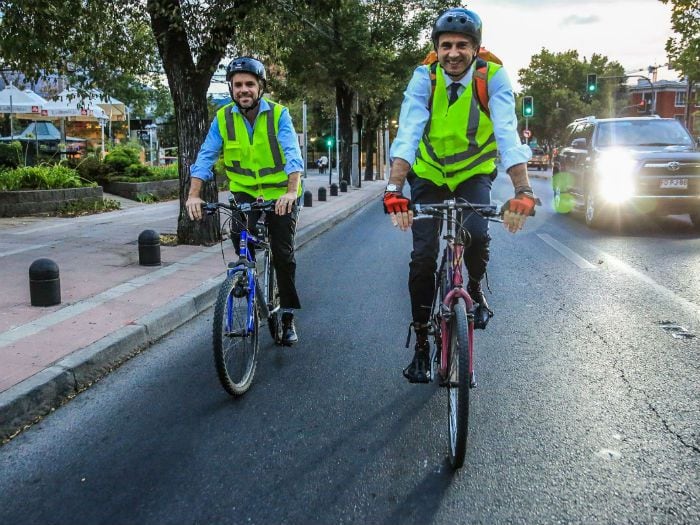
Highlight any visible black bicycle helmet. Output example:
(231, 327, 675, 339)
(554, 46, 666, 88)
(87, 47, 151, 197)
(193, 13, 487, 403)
(431, 8, 482, 49)
(225, 56, 267, 83)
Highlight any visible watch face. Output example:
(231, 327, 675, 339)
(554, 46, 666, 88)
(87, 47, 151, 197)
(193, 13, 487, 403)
(386, 184, 398, 192)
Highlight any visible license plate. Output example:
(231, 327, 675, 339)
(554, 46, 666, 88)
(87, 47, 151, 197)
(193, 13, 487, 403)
(660, 178, 688, 189)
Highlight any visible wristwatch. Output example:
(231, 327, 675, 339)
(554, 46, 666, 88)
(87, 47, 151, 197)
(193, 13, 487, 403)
(386, 183, 400, 192)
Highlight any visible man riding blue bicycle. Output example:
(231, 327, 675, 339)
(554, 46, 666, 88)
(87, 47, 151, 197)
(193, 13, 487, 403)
(383, 8, 539, 383)
(186, 56, 303, 346)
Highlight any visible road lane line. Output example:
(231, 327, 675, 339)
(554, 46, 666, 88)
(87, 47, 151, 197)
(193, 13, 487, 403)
(537, 233, 598, 270)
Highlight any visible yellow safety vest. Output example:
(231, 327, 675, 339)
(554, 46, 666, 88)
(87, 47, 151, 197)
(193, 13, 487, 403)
(413, 62, 500, 191)
(216, 99, 297, 200)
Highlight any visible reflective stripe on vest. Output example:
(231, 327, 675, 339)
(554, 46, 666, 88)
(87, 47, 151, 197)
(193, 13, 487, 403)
(216, 99, 290, 200)
(413, 62, 500, 191)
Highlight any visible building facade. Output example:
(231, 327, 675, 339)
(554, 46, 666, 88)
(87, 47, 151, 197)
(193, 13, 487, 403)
(624, 79, 699, 137)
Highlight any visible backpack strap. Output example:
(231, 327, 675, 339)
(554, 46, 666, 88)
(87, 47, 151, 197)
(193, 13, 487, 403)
(472, 57, 490, 118)
(427, 61, 438, 111)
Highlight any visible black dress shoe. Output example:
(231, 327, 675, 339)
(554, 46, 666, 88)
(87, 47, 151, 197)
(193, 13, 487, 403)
(281, 312, 298, 345)
(468, 281, 493, 329)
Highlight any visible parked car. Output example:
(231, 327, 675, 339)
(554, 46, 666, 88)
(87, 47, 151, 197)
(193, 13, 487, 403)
(551, 116, 700, 229)
(527, 147, 550, 171)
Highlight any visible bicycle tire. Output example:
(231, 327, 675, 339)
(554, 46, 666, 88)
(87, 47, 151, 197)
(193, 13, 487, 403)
(447, 298, 470, 468)
(266, 259, 282, 343)
(212, 270, 259, 396)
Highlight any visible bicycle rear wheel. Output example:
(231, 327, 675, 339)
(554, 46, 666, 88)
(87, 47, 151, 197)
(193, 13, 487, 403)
(447, 298, 470, 468)
(213, 270, 259, 396)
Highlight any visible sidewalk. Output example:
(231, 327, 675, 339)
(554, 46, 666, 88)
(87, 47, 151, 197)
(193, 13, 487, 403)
(0, 171, 385, 441)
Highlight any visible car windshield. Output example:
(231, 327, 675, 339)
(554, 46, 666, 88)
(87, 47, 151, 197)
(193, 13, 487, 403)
(531, 148, 545, 155)
(596, 120, 694, 147)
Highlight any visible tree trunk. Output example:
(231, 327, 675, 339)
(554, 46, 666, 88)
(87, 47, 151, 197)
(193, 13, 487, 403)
(335, 80, 354, 185)
(364, 122, 376, 181)
(147, 0, 221, 245)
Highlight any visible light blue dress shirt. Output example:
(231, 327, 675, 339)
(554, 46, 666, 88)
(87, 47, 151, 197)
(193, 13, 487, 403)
(191, 98, 304, 181)
(390, 63, 531, 171)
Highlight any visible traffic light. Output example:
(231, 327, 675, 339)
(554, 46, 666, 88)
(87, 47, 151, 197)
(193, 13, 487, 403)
(325, 136, 335, 148)
(587, 73, 598, 93)
(522, 96, 534, 117)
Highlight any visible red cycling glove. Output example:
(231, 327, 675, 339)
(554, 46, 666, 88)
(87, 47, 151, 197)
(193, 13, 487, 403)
(383, 192, 411, 214)
(502, 192, 540, 217)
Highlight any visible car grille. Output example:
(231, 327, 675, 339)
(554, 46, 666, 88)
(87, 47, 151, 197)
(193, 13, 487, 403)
(636, 160, 700, 196)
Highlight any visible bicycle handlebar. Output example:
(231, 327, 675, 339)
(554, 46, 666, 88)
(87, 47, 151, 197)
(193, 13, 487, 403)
(204, 200, 276, 215)
(412, 200, 503, 220)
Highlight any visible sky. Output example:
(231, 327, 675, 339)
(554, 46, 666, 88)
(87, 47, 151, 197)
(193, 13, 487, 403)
(470, 0, 678, 90)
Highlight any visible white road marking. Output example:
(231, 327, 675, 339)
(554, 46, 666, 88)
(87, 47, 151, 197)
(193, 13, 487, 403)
(537, 233, 598, 270)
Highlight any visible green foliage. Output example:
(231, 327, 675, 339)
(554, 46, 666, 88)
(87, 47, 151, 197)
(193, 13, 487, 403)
(659, 0, 700, 83)
(73, 156, 110, 183)
(104, 145, 141, 173)
(135, 192, 157, 203)
(109, 163, 178, 182)
(517, 49, 626, 146)
(59, 198, 121, 216)
(0, 165, 95, 191)
(0, 142, 23, 169)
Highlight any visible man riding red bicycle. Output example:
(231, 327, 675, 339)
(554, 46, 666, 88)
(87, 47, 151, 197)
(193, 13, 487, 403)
(384, 7, 539, 383)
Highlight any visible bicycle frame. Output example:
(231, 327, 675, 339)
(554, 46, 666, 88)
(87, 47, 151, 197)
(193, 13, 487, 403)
(222, 208, 272, 338)
(437, 208, 476, 379)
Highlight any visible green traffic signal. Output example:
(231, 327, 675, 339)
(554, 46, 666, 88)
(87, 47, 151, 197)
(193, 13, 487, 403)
(522, 96, 534, 117)
(587, 73, 597, 93)
(325, 136, 334, 148)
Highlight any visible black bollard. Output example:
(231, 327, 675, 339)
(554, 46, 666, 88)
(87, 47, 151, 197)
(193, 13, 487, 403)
(339, 180, 348, 193)
(138, 229, 161, 266)
(330, 183, 339, 196)
(29, 258, 61, 307)
(318, 186, 327, 202)
(303, 190, 313, 207)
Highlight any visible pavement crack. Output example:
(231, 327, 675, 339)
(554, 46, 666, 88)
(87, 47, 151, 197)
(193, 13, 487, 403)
(569, 309, 699, 455)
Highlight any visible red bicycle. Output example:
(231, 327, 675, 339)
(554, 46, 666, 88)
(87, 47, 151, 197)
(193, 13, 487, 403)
(412, 199, 502, 469)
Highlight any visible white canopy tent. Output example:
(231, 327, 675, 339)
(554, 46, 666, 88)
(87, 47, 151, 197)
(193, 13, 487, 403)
(0, 85, 47, 139)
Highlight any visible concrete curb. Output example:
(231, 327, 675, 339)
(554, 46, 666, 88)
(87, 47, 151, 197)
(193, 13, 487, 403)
(0, 188, 382, 442)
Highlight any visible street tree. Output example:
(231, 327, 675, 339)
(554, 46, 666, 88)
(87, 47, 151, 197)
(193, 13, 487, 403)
(659, 0, 700, 129)
(0, 0, 264, 245)
(517, 49, 625, 147)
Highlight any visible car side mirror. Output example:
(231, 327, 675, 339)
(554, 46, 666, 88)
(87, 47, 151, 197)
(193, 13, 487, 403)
(571, 137, 587, 149)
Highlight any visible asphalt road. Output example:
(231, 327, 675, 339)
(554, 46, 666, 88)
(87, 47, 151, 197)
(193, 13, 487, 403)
(1, 173, 698, 524)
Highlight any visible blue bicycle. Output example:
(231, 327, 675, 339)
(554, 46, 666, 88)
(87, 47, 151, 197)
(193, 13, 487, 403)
(205, 198, 283, 396)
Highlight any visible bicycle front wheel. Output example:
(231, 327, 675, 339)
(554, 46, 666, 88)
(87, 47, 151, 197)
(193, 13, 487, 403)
(213, 271, 259, 396)
(447, 298, 470, 468)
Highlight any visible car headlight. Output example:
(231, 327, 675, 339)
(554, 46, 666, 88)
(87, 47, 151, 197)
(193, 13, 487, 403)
(596, 151, 636, 203)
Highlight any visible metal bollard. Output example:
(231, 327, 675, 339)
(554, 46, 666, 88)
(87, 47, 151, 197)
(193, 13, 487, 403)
(339, 180, 348, 193)
(138, 229, 161, 266)
(330, 183, 339, 196)
(318, 186, 327, 202)
(303, 190, 313, 207)
(29, 258, 61, 307)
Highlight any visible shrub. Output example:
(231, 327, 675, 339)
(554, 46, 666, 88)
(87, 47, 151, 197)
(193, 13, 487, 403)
(124, 163, 152, 179)
(75, 156, 109, 184)
(0, 165, 95, 191)
(0, 141, 23, 169)
(104, 144, 141, 174)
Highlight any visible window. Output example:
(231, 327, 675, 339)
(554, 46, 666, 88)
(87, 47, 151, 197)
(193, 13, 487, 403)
(675, 91, 686, 107)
